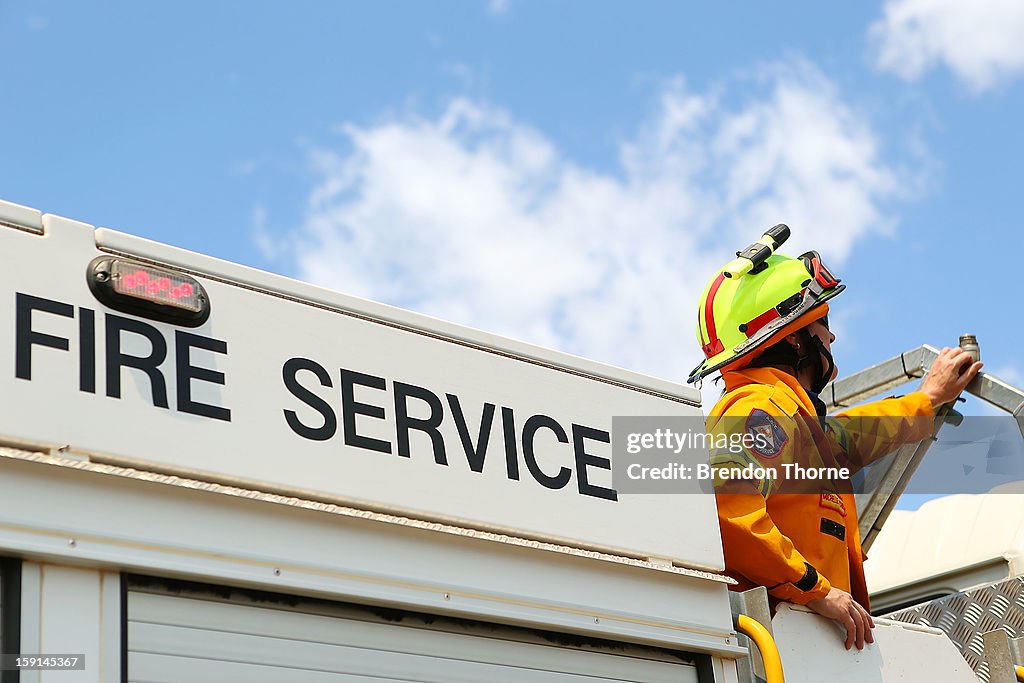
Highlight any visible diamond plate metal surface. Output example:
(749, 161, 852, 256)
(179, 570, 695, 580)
(884, 575, 1024, 682)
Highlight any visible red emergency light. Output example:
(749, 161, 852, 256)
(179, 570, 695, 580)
(88, 256, 211, 326)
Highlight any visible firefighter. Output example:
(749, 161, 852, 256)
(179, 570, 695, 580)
(687, 233, 982, 651)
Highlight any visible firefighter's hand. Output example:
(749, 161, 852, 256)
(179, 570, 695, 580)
(806, 587, 875, 650)
(920, 346, 984, 407)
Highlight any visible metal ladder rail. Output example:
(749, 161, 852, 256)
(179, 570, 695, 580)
(982, 631, 1024, 683)
(822, 342, 1024, 550)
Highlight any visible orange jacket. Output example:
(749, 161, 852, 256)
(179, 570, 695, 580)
(706, 366, 934, 609)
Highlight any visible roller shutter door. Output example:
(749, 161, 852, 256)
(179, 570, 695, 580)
(127, 579, 700, 683)
(0, 558, 20, 683)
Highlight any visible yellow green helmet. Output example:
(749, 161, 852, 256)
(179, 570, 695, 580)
(687, 227, 845, 384)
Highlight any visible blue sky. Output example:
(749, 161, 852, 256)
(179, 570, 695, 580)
(4, 2, 1024, 508)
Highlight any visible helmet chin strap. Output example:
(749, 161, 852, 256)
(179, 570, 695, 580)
(793, 329, 835, 394)
(808, 334, 835, 394)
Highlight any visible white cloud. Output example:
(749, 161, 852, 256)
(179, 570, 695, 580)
(487, 0, 509, 15)
(251, 204, 277, 262)
(277, 60, 902, 384)
(869, 0, 1024, 92)
(231, 158, 261, 176)
(441, 62, 478, 89)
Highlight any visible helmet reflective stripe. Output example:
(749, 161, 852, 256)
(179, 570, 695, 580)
(731, 286, 839, 356)
(743, 304, 787, 339)
(700, 273, 728, 357)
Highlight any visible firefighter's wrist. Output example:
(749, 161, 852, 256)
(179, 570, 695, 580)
(768, 563, 831, 605)
(911, 390, 938, 416)
(791, 572, 831, 604)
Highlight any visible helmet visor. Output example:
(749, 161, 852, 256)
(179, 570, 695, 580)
(801, 250, 841, 292)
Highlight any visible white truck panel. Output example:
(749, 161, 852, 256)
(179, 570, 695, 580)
(773, 604, 978, 682)
(0, 198, 43, 234)
(0, 447, 739, 655)
(0, 205, 722, 570)
(20, 564, 121, 683)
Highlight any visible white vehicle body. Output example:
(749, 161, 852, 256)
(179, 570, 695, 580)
(0, 199, 987, 682)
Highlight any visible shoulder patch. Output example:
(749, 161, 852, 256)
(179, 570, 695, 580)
(820, 490, 847, 518)
(745, 409, 788, 458)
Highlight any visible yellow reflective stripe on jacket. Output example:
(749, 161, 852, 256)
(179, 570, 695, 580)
(830, 392, 935, 470)
(709, 447, 773, 497)
(825, 417, 851, 453)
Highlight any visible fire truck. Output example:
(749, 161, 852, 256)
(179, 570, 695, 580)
(0, 198, 1020, 682)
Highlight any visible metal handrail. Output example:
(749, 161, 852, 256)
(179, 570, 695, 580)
(822, 340, 1024, 549)
(736, 614, 786, 683)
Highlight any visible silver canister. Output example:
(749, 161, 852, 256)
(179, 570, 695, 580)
(959, 334, 981, 362)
